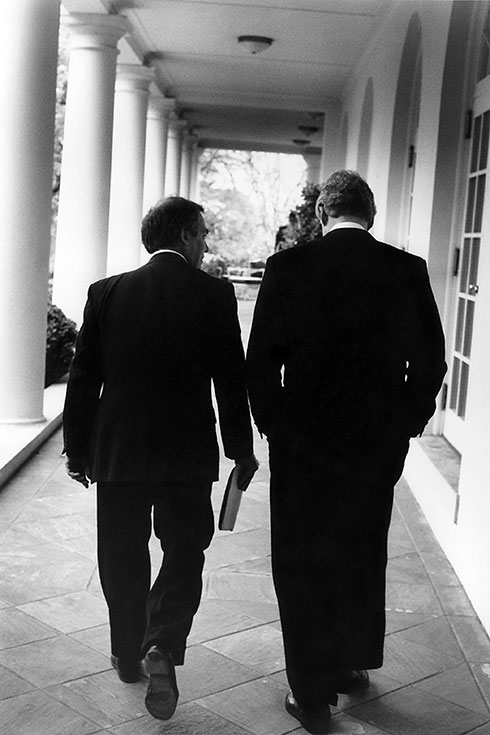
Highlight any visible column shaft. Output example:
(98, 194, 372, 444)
(180, 134, 197, 199)
(0, 0, 60, 422)
(165, 118, 186, 197)
(107, 65, 154, 275)
(302, 153, 322, 185)
(52, 14, 128, 325)
(189, 146, 202, 202)
(143, 97, 172, 214)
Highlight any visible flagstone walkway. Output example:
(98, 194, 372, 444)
(1, 300, 490, 735)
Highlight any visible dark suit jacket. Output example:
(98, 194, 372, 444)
(63, 252, 253, 483)
(246, 228, 447, 452)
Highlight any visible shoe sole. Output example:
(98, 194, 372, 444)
(144, 650, 178, 720)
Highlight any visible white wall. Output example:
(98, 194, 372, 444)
(340, 0, 490, 634)
(340, 1, 451, 266)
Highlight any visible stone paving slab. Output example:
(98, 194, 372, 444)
(0, 298, 489, 733)
(1, 431, 489, 735)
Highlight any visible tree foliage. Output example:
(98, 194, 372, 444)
(50, 23, 69, 272)
(275, 182, 322, 251)
(199, 148, 306, 267)
(45, 303, 77, 387)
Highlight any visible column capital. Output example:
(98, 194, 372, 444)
(168, 117, 188, 134)
(162, 97, 177, 116)
(147, 95, 174, 120)
(63, 13, 129, 50)
(183, 132, 198, 150)
(301, 152, 320, 164)
(115, 63, 155, 93)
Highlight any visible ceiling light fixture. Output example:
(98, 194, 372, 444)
(308, 111, 324, 122)
(237, 35, 274, 55)
(298, 125, 319, 136)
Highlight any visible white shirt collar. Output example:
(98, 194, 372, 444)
(329, 222, 366, 232)
(150, 248, 188, 263)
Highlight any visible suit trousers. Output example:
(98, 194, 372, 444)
(96, 479, 214, 665)
(268, 433, 409, 709)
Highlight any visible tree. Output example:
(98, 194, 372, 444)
(198, 148, 306, 266)
(50, 23, 69, 274)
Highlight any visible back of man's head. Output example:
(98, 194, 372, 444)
(141, 196, 204, 254)
(315, 170, 376, 229)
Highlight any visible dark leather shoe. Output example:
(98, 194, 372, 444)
(285, 692, 331, 734)
(144, 646, 179, 720)
(111, 655, 145, 683)
(336, 669, 370, 694)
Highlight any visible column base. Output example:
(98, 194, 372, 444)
(0, 384, 66, 488)
(0, 416, 47, 426)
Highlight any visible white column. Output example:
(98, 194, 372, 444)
(142, 96, 174, 215)
(189, 146, 202, 201)
(106, 65, 154, 275)
(0, 0, 60, 423)
(165, 116, 186, 197)
(302, 153, 322, 185)
(179, 133, 194, 198)
(52, 13, 128, 325)
(319, 105, 342, 182)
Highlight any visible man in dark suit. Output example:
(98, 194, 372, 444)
(63, 196, 258, 721)
(246, 170, 446, 734)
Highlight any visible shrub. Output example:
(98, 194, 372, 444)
(45, 303, 78, 387)
(275, 182, 322, 251)
(291, 182, 322, 246)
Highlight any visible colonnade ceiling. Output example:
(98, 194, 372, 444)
(62, 0, 389, 154)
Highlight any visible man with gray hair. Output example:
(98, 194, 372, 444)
(247, 170, 446, 734)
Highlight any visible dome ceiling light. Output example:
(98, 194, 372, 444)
(298, 125, 319, 137)
(237, 35, 274, 55)
(308, 112, 324, 123)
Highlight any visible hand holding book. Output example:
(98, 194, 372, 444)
(235, 453, 260, 490)
(218, 454, 259, 531)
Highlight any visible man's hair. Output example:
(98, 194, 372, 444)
(315, 170, 377, 229)
(141, 197, 204, 254)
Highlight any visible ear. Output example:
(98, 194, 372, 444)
(317, 203, 328, 226)
(180, 227, 191, 245)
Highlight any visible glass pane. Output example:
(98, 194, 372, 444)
(463, 300, 475, 358)
(460, 238, 471, 293)
(479, 45, 490, 82)
(480, 111, 490, 169)
(471, 114, 482, 172)
(465, 177, 476, 232)
(450, 357, 460, 410)
(479, 11, 490, 80)
(474, 174, 486, 231)
(455, 298, 465, 353)
(469, 237, 480, 287)
(458, 361, 469, 418)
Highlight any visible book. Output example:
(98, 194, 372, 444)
(218, 467, 244, 531)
